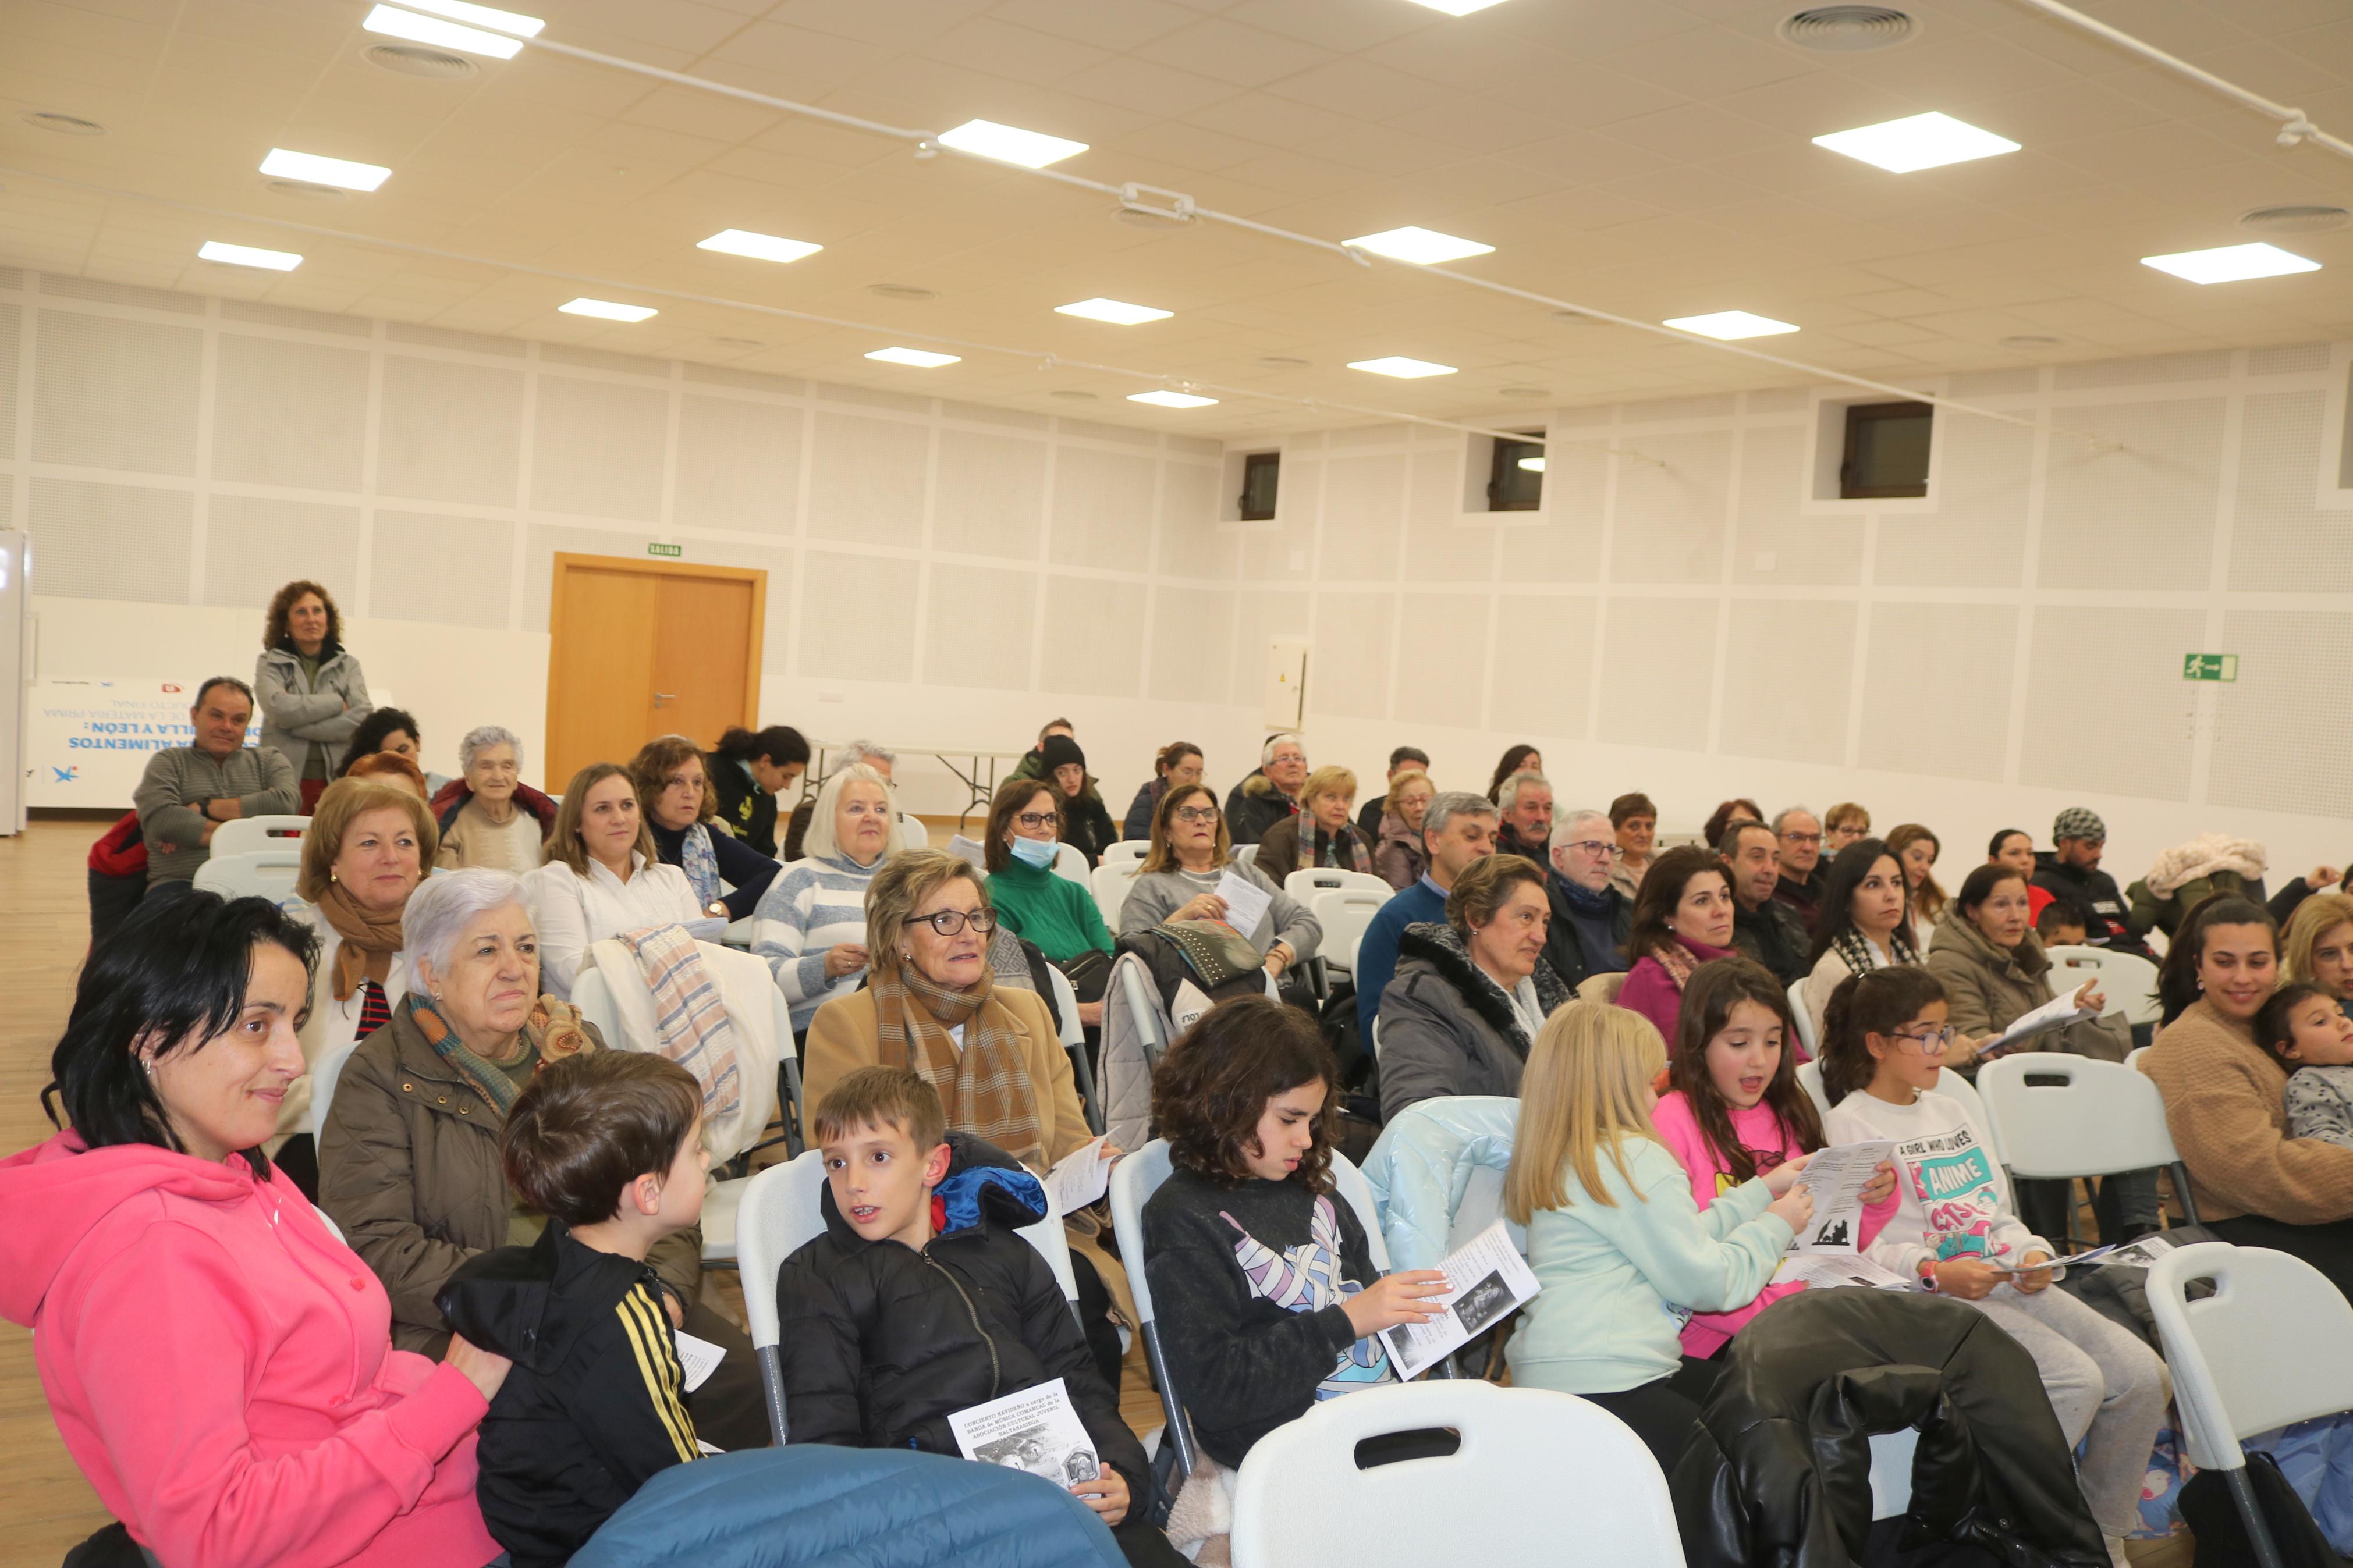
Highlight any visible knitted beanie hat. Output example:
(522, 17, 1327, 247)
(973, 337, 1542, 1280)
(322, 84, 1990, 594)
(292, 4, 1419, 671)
(2053, 806, 2106, 844)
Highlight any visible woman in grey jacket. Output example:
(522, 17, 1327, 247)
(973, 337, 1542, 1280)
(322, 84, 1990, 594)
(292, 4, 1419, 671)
(1117, 782, 1319, 980)
(255, 579, 371, 812)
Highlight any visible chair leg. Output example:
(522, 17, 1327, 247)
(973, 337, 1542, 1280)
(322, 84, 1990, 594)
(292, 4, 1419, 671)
(754, 1343, 789, 1447)
(2225, 1466, 2290, 1568)
(2172, 1161, 2201, 1227)
(780, 1059, 805, 1158)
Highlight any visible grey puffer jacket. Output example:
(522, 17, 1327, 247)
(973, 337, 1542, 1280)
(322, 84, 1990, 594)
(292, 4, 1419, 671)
(1377, 922, 1571, 1123)
(255, 641, 372, 779)
(1925, 912, 2131, 1063)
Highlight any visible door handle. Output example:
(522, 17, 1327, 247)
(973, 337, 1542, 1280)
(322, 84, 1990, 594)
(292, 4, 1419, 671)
(653, 691, 678, 707)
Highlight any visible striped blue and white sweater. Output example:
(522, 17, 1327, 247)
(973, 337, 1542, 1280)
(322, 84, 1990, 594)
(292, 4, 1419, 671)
(754, 852, 883, 1030)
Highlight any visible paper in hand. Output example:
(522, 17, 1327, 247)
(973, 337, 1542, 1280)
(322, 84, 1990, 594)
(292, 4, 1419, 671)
(671, 1329, 725, 1394)
(1045, 1135, 1112, 1215)
(1773, 1251, 1912, 1292)
(947, 1378, 1102, 1487)
(1979, 989, 2096, 1057)
(1376, 1221, 1542, 1381)
(1786, 1141, 1894, 1254)
(1214, 869, 1273, 938)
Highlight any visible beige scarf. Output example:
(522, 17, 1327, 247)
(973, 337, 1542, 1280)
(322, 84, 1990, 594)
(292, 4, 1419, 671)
(872, 962, 1046, 1172)
(317, 881, 408, 1002)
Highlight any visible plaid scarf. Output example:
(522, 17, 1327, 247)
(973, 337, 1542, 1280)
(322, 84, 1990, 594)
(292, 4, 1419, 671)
(1833, 926, 1917, 981)
(1311, 822, 1374, 876)
(610, 923, 745, 1124)
(409, 993, 592, 1117)
(872, 961, 1045, 1173)
(1653, 937, 1703, 991)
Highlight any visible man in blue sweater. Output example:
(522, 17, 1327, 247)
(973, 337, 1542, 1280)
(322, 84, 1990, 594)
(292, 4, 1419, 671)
(1357, 791, 1500, 1043)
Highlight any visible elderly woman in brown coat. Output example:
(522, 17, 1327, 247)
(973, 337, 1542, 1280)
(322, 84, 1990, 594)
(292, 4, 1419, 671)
(318, 866, 767, 1448)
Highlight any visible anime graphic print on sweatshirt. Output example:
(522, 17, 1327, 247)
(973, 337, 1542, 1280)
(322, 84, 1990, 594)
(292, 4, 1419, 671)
(1896, 1125, 2010, 1263)
(1223, 1193, 1397, 1398)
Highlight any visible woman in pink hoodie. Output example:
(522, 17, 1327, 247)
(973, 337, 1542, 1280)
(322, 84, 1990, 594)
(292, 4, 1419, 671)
(1649, 956, 1898, 1360)
(1, 893, 506, 1568)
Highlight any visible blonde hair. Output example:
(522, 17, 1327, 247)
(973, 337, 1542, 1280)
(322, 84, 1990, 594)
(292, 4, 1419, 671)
(801, 762, 906, 865)
(1299, 765, 1358, 810)
(1504, 1002, 1669, 1225)
(865, 848, 987, 982)
(299, 778, 438, 902)
(2284, 892, 2353, 986)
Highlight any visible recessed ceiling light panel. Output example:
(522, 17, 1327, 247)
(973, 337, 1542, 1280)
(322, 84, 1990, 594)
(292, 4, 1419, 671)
(1348, 355, 1457, 378)
(1403, 0, 1510, 13)
(1128, 390, 1217, 408)
(2141, 242, 2319, 284)
(1344, 226, 1495, 265)
(1056, 297, 1172, 325)
(866, 346, 960, 367)
(560, 297, 656, 322)
(199, 241, 302, 271)
(936, 119, 1088, 169)
(400, 0, 542, 36)
(1663, 310, 1799, 340)
(697, 229, 822, 264)
(260, 148, 391, 191)
(1812, 111, 2018, 173)
(361, 4, 523, 59)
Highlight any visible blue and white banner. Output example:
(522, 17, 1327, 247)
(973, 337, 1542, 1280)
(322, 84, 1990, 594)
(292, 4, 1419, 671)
(30, 680, 261, 809)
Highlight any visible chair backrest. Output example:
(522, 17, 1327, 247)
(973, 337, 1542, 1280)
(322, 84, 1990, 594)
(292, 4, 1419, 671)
(2148, 1242, 2353, 1471)
(1329, 1149, 1392, 1272)
(1103, 840, 1150, 867)
(1974, 1053, 2180, 1179)
(1283, 867, 1390, 901)
(1309, 888, 1387, 975)
(209, 814, 310, 859)
(1932, 1066, 1996, 1162)
(1229, 1381, 1685, 1568)
(192, 849, 306, 909)
(1233, 842, 1258, 874)
(897, 812, 930, 848)
(1050, 841, 1091, 888)
(2125, 1044, 2151, 1072)
(1091, 860, 1140, 931)
(1045, 962, 1085, 1049)
(1109, 1139, 1177, 1327)
(1795, 1060, 1832, 1122)
(1576, 971, 1626, 1005)
(1788, 976, 1819, 1057)
(2045, 944, 2161, 1026)
(574, 940, 783, 1165)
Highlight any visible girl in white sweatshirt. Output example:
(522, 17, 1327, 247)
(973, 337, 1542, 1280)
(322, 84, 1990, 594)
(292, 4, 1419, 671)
(1818, 967, 2166, 1562)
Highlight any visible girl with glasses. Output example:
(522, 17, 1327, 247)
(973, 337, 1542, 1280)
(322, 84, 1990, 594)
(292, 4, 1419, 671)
(1819, 967, 2166, 1562)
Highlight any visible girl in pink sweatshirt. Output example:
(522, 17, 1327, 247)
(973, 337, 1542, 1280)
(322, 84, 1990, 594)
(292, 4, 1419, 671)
(0, 893, 503, 1568)
(1650, 956, 1898, 1359)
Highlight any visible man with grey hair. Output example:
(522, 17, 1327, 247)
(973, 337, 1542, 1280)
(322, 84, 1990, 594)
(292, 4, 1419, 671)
(1226, 731, 1308, 846)
(1541, 809, 1632, 994)
(1495, 770, 1555, 865)
(431, 723, 554, 872)
(781, 739, 896, 861)
(1771, 804, 1829, 929)
(1355, 790, 1500, 1041)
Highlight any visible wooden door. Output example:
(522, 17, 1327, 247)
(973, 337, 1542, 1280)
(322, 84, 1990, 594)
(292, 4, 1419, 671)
(545, 554, 766, 789)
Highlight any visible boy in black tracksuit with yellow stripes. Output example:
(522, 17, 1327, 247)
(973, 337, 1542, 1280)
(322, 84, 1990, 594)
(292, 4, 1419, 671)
(437, 1053, 714, 1567)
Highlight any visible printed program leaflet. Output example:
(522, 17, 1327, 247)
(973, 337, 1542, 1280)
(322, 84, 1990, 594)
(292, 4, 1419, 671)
(1376, 1221, 1542, 1381)
(947, 1377, 1101, 1488)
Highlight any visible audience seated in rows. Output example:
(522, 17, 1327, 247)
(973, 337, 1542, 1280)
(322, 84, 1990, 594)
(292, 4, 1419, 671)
(347, 750, 429, 798)
(527, 764, 710, 1001)
(1888, 822, 1947, 938)
(1484, 744, 1541, 805)
(1823, 801, 1871, 856)
(1120, 784, 1320, 984)
(1769, 805, 1827, 928)
(337, 705, 448, 794)
(1701, 797, 1762, 853)
(631, 735, 780, 920)
(1355, 745, 1429, 840)
(1802, 837, 1925, 1050)
(1492, 769, 1553, 864)
(1355, 792, 1497, 1041)
(432, 725, 555, 872)
(1371, 769, 1435, 891)
(1123, 740, 1202, 843)
(983, 777, 1113, 1027)
(1224, 732, 1308, 847)
(1722, 820, 1809, 988)
(704, 725, 809, 859)
(756, 762, 903, 1033)
(1039, 733, 1119, 868)
(255, 578, 372, 815)
(1616, 845, 1738, 1050)
(781, 740, 895, 862)
(2030, 809, 2156, 962)
(1253, 764, 1375, 883)
(1376, 854, 1570, 1122)
(1541, 809, 1632, 995)
(132, 675, 299, 898)
(1607, 791, 1656, 901)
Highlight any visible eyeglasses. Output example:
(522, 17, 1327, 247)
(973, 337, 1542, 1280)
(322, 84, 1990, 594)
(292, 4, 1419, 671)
(1563, 840, 1621, 860)
(908, 908, 998, 937)
(1013, 812, 1057, 830)
(1781, 831, 1822, 847)
(1172, 806, 1220, 825)
(1891, 1025, 1958, 1055)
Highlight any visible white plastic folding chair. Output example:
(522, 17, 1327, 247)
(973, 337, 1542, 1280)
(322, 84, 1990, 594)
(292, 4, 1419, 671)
(2150, 1242, 2353, 1568)
(2044, 944, 2162, 1027)
(1974, 1053, 2198, 1241)
(1795, 1059, 1833, 1123)
(1232, 842, 1259, 874)
(1050, 841, 1091, 888)
(1112, 1140, 1199, 1494)
(1091, 859, 1140, 931)
(1103, 840, 1150, 867)
(1282, 867, 1390, 901)
(1230, 1380, 1685, 1568)
(897, 812, 930, 848)
(1045, 962, 1104, 1136)
(1788, 976, 1818, 1057)
(209, 814, 310, 858)
(1309, 888, 1389, 977)
(193, 849, 306, 909)
(1933, 1065, 1997, 1162)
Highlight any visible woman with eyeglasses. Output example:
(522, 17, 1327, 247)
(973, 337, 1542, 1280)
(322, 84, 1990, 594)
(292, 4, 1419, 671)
(1820, 967, 2167, 1561)
(985, 778, 1115, 1027)
(800, 848, 1131, 1386)
(753, 763, 906, 1033)
(630, 735, 780, 923)
(1117, 783, 1321, 983)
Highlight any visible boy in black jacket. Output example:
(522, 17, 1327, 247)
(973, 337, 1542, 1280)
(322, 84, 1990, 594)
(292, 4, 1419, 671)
(438, 1053, 710, 1567)
(777, 1066, 1184, 1567)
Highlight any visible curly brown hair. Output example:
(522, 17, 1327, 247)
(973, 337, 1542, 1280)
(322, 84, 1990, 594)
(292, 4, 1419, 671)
(1152, 996, 1339, 1193)
(629, 734, 717, 827)
(262, 579, 343, 650)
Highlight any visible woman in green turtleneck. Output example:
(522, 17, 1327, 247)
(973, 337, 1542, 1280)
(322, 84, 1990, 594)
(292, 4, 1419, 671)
(983, 777, 1114, 1027)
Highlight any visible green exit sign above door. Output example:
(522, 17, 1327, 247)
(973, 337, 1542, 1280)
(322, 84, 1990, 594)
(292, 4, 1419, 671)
(648, 542, 683, 558)
(2182, 653, 2238, 682)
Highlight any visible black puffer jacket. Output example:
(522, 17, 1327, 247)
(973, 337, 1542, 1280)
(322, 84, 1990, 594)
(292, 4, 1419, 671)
(1671, 1290, 2106, 1568)
(773, 1134, 1147, 1500)
(1376, 922, 1571, 1122)
(1223, 771, 1297, 847)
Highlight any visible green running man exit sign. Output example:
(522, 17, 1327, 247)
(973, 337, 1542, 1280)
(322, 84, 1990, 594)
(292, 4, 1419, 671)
(2182, 653, 2237, 682)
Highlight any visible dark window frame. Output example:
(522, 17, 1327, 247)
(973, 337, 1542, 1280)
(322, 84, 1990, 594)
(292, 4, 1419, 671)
(1486, 434, 1545, 512)
(1238, 450, 1280, 521)
(1839, 400, 1932, 500)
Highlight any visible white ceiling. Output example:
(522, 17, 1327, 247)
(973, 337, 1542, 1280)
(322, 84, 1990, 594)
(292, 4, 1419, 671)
(6, 0, 2353, 437)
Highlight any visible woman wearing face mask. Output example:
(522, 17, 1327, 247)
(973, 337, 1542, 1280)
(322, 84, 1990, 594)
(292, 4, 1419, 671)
(1039, 734, 1119, 869)
(984, 779, 1114, 1027)
(753, 763, 906, 1034)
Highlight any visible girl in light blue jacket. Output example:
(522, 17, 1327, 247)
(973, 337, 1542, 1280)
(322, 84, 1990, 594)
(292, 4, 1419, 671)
(1503, 1001, 1816, 1473)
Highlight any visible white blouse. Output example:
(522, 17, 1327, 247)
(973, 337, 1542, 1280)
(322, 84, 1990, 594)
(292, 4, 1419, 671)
(526, 852, 702, 1000)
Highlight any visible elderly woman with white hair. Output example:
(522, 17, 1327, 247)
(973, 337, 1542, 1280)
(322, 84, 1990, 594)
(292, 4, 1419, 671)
(431, 724, 556, 872)
(780, 739, 896, 861)
(755, 760, 906, 1032)
(318, 866, 768, 1449)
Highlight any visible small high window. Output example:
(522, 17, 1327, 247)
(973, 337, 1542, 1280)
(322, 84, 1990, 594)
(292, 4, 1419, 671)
(1839, 401, 1932, 499)
(1487, 434, 1545, 511)
(1239, 451, 1280, 521)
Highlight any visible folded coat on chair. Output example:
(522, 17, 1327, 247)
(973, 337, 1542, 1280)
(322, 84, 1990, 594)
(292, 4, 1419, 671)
(1670, 1289, 2107, 1568)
